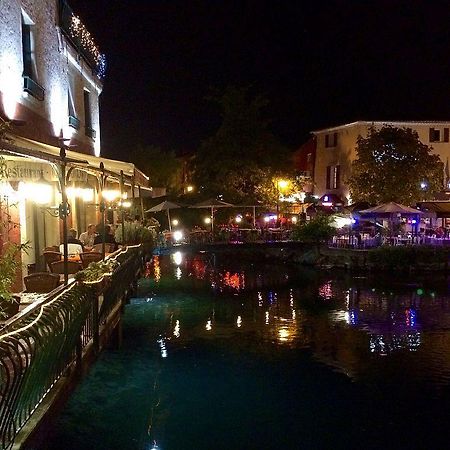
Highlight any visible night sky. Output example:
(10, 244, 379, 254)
(70, 0, 450, 161)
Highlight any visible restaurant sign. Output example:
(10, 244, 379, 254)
(0, 157, 87, 182)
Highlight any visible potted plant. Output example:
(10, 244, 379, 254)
(0, 243, 28, 319)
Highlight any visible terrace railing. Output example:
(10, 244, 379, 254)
(0, 244, 144, 449)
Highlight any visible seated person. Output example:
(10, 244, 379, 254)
(60, 228, 84, 255)
(79, 224, 97, 248)
(93, 224, 117, 250)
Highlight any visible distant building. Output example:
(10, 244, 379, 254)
(292, 135, 316, 194)
(311, 121, 450, 204)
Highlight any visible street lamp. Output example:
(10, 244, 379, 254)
(275, 179, 289, 227)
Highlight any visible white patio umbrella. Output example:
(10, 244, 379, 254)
(190, 198, 234, 233)
(145, 200, 182, 232)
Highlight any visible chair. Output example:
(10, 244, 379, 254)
(43, 245, 59, 252)
(92, 243, 116, 253)
(24, 272, 60, 293)
(43, 251, 62, 271)
(50, 260, 82, 275)
(79, 252, 103, 269)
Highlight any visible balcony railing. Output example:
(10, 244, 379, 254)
(85, 126, 96, 139)
(68, 115, 80, 130)
(23, 76, 45, 101)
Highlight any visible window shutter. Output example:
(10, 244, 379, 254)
(333, 132, 338, 146)
(326, 166, 331, 189)
(429, 128, 435, 142)
(325, 135, 329, 147)
(444, 128, 449, 142)
(83, 90, 92, 128)
(22, 24, 33, 77)
(335, 165, 341, 189)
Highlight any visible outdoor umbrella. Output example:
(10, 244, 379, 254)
(359, 202, 423, 216)
(145, 200, 182, 232)
(190, 198, 234, 233)
(359, 201, 423, 235)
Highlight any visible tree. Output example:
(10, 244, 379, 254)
(130, 145, 182, 195)
(292, 214, 335, 254)
(193, 86, 292, 204)
(348, 126, 443, 205)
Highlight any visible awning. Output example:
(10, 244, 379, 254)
(1, 134, 149, 188)
(418, 201, 450, 218)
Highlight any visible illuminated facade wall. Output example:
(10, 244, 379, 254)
(313, 121, 450, 203)
(0, 0, 103, 156)
(0, 0, 105, 284)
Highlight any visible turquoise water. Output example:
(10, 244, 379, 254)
(47, 252, 450, 449)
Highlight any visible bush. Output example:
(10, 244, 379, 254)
(115, 222, 156, 245)
(292, 214, 335, 246)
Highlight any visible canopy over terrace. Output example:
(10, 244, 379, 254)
(359, 201, 423, 235)
(418, 201, 450, 218)
(3, 134, 150, 190)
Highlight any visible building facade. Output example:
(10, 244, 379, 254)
(0, 0, 103, 155)
(312, 121, 450, 204)
(0, 0, 148, 287)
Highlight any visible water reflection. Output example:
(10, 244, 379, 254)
(143, 252, 450, 385)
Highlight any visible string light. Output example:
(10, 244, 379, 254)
(68, 14, 107, 78)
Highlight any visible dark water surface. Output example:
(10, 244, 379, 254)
(47, 252, 450, 449)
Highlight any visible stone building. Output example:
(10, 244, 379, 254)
(0, 0, 149, 285)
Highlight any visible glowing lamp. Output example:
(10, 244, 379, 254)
(102, 189, 120, 202)
(172, 219, 179, 226)
(264, 216, 270, 223)
(186, 185, 194, 192)
(278, 179, 289, 189)
(19, 176, 53, 204)
(235, 215, 242, 223)
(204, 217, 211, 224)
(291, 216, 298, 223)
(173, 230, 183, 242)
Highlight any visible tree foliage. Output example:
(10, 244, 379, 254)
(348, 126, 443, 205)
(130, 145, 182, 195)
(193, 86, 292, 204)
(292, 214, 335, 247)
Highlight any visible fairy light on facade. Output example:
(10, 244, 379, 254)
(63, 8, 107, 79)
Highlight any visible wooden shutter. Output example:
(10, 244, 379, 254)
(444, 128, 449, 142)
(325, 135, 329, 147)
(429, 128, 435, 142)
(22, 24, 33, 77)
(335, 165, 341, 189)
(326, 166, 331, 189)
(333, 132, 338, 146)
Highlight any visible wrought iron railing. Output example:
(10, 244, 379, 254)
(68, 115, 80, 130)
(0, 282, 94, 449)
(23, 76, 45, 101)
(100, 245, 143, 324)
(0, 244, 145, 449)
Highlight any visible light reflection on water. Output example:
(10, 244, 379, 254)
(144, 252, 450, 384)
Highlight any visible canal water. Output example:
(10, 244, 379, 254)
(47, 251, 450, 449)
